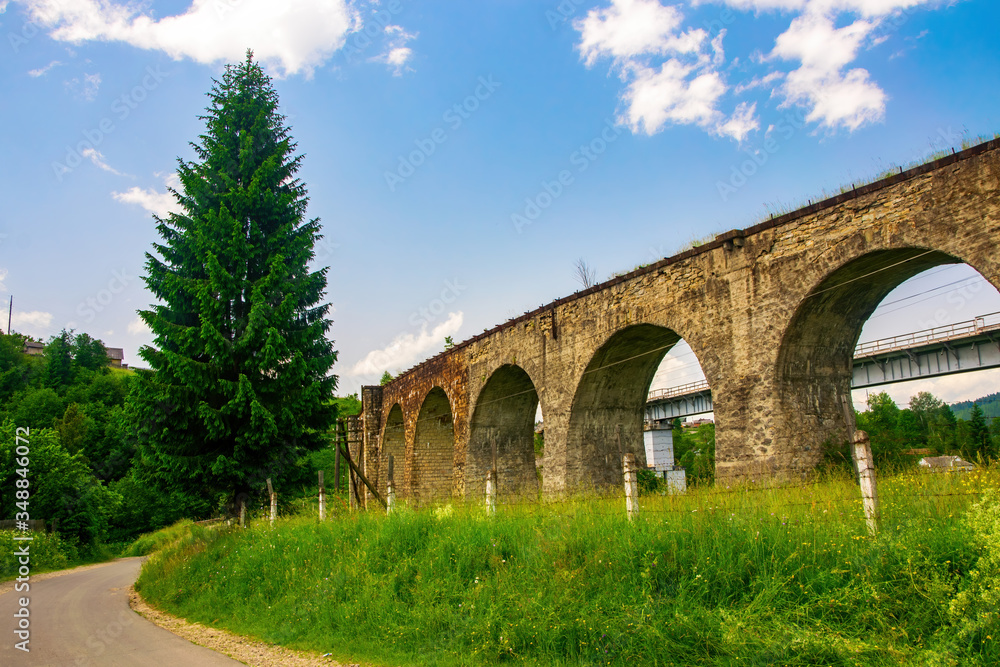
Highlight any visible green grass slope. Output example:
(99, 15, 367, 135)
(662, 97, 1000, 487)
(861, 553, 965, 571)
(136, 468, 1000, 666)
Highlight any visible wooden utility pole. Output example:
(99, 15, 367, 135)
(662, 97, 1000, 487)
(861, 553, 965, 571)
(334, 439, 341, 494)
(334, 419, 388, 509)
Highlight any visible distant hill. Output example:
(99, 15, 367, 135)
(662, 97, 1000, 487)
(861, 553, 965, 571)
(952, 392, 1000, 420)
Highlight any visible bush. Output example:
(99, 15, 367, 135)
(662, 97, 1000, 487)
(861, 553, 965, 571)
(0, 530, 71, 578)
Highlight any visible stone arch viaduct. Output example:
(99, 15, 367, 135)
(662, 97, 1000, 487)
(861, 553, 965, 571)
(352, 139, 1000, 504)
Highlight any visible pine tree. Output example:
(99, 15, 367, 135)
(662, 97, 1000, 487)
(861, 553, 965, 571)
(134, 52, 338, 505)
(966, 403, 990, 461)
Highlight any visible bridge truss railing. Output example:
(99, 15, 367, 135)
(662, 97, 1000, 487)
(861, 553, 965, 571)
(854, 311, 1000, 359)
(647, 312, 1000, 404)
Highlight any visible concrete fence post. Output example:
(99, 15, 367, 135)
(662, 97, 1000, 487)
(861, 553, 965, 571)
(266, 478, 277, 527)
(318, 470, 326, 522)
(387, 454, 397, 514)
(852, 430, 880, 535)
(485, 469, 497, 516)
(239, 497, 246, 528)
(623, 453, 638, 521)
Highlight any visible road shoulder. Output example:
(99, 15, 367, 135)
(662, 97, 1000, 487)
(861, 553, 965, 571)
(128, 586, 362, 667)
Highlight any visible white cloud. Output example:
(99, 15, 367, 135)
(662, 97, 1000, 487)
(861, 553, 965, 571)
(349, 312, 464, 377)
(716, 101, 760, 141)
(20, 0, 360, 77)
(64, 71, 101, 100)
(12, 310, 53, 332)
(576, 1, 752, 139)
(852, 368, 1000, 409)
(113, 172, 180, 217)
(708, 0, 935, 14)
(28, 59, 62, 76)
(733, 70, 783, 95)
(772, 13, 886, 130)
(576, 0, 703, 66)
(371, 24, 416, 75)
(127, 315, 150, 335)
(620, 60, 726, 134)
(81, 147, 124, 175)
(0, 268, 7, 292)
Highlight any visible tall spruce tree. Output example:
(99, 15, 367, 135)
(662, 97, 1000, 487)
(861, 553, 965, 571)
(134, 52, 337, 505)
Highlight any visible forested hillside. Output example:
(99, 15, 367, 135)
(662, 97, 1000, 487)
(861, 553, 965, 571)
(953, 392, 1000, 420)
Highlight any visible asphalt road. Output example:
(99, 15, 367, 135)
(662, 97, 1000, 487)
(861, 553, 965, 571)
(0, 557, 243, 666)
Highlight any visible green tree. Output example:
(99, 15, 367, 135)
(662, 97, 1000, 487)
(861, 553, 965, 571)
(0, 333, 39, 401)
(380, 370, 393, 386)
(909, 391, 944, 430)
(0, 421, 120, 545)
(71, 332, 108, 373)
(856, 392, 902, 461)
(991, 417, 1000, 458)
(44, 330, 74, 388)
(12, 387, 66, 429)
(966, 403, 991, 461)
(55, 403, 97, 456)
(928, 404, 959, 454)
(134, 53, 338, 505)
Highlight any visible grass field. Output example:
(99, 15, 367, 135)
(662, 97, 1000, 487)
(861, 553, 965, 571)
(134, 466, 1000, 666)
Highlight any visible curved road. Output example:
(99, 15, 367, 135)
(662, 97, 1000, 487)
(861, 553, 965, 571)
(0, 558, 243, 666)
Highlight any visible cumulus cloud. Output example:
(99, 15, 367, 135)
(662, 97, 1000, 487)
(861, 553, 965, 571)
(771, 12, 885, 129)
(371, 24, 417, 76)
(349, 312, 464, 377)
(18, 0, 360, 77)
(576, 0, 757, 139)
(580, 0, 947, 138)
(852, 367, 1000, 409)
(12, 310, 53, 334)
(708, 0, 935, 14)
(113, 172, 180, 217)
(576, 0, 703, 66)
(716, 101, 760, 141)
(127, 315, 150, 335)
(620, 60, 726, 134)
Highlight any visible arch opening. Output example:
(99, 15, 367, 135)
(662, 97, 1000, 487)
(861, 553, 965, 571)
(567, 323, 705, 488)
(380, 404, 405, 499)
(467, 364, 541, 500)
(411, 387, 455, 504)
(776, 247, 1000, 469)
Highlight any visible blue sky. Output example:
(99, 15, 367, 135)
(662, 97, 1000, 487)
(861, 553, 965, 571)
(1, 0, 999, 412)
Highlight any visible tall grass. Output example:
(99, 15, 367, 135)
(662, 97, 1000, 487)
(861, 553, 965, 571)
(136, 466, 1000, 666)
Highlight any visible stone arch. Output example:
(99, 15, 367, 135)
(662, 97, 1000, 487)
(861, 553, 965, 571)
(566, 323, 692, 488)
(380, 403, 405, 499)
(467, 364, 542, 500)
(411, 386, 455, 504)
(773, 246, 983, 471)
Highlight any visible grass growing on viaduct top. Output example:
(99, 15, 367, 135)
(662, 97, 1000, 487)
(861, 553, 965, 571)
(135, 467, 1000, 666)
